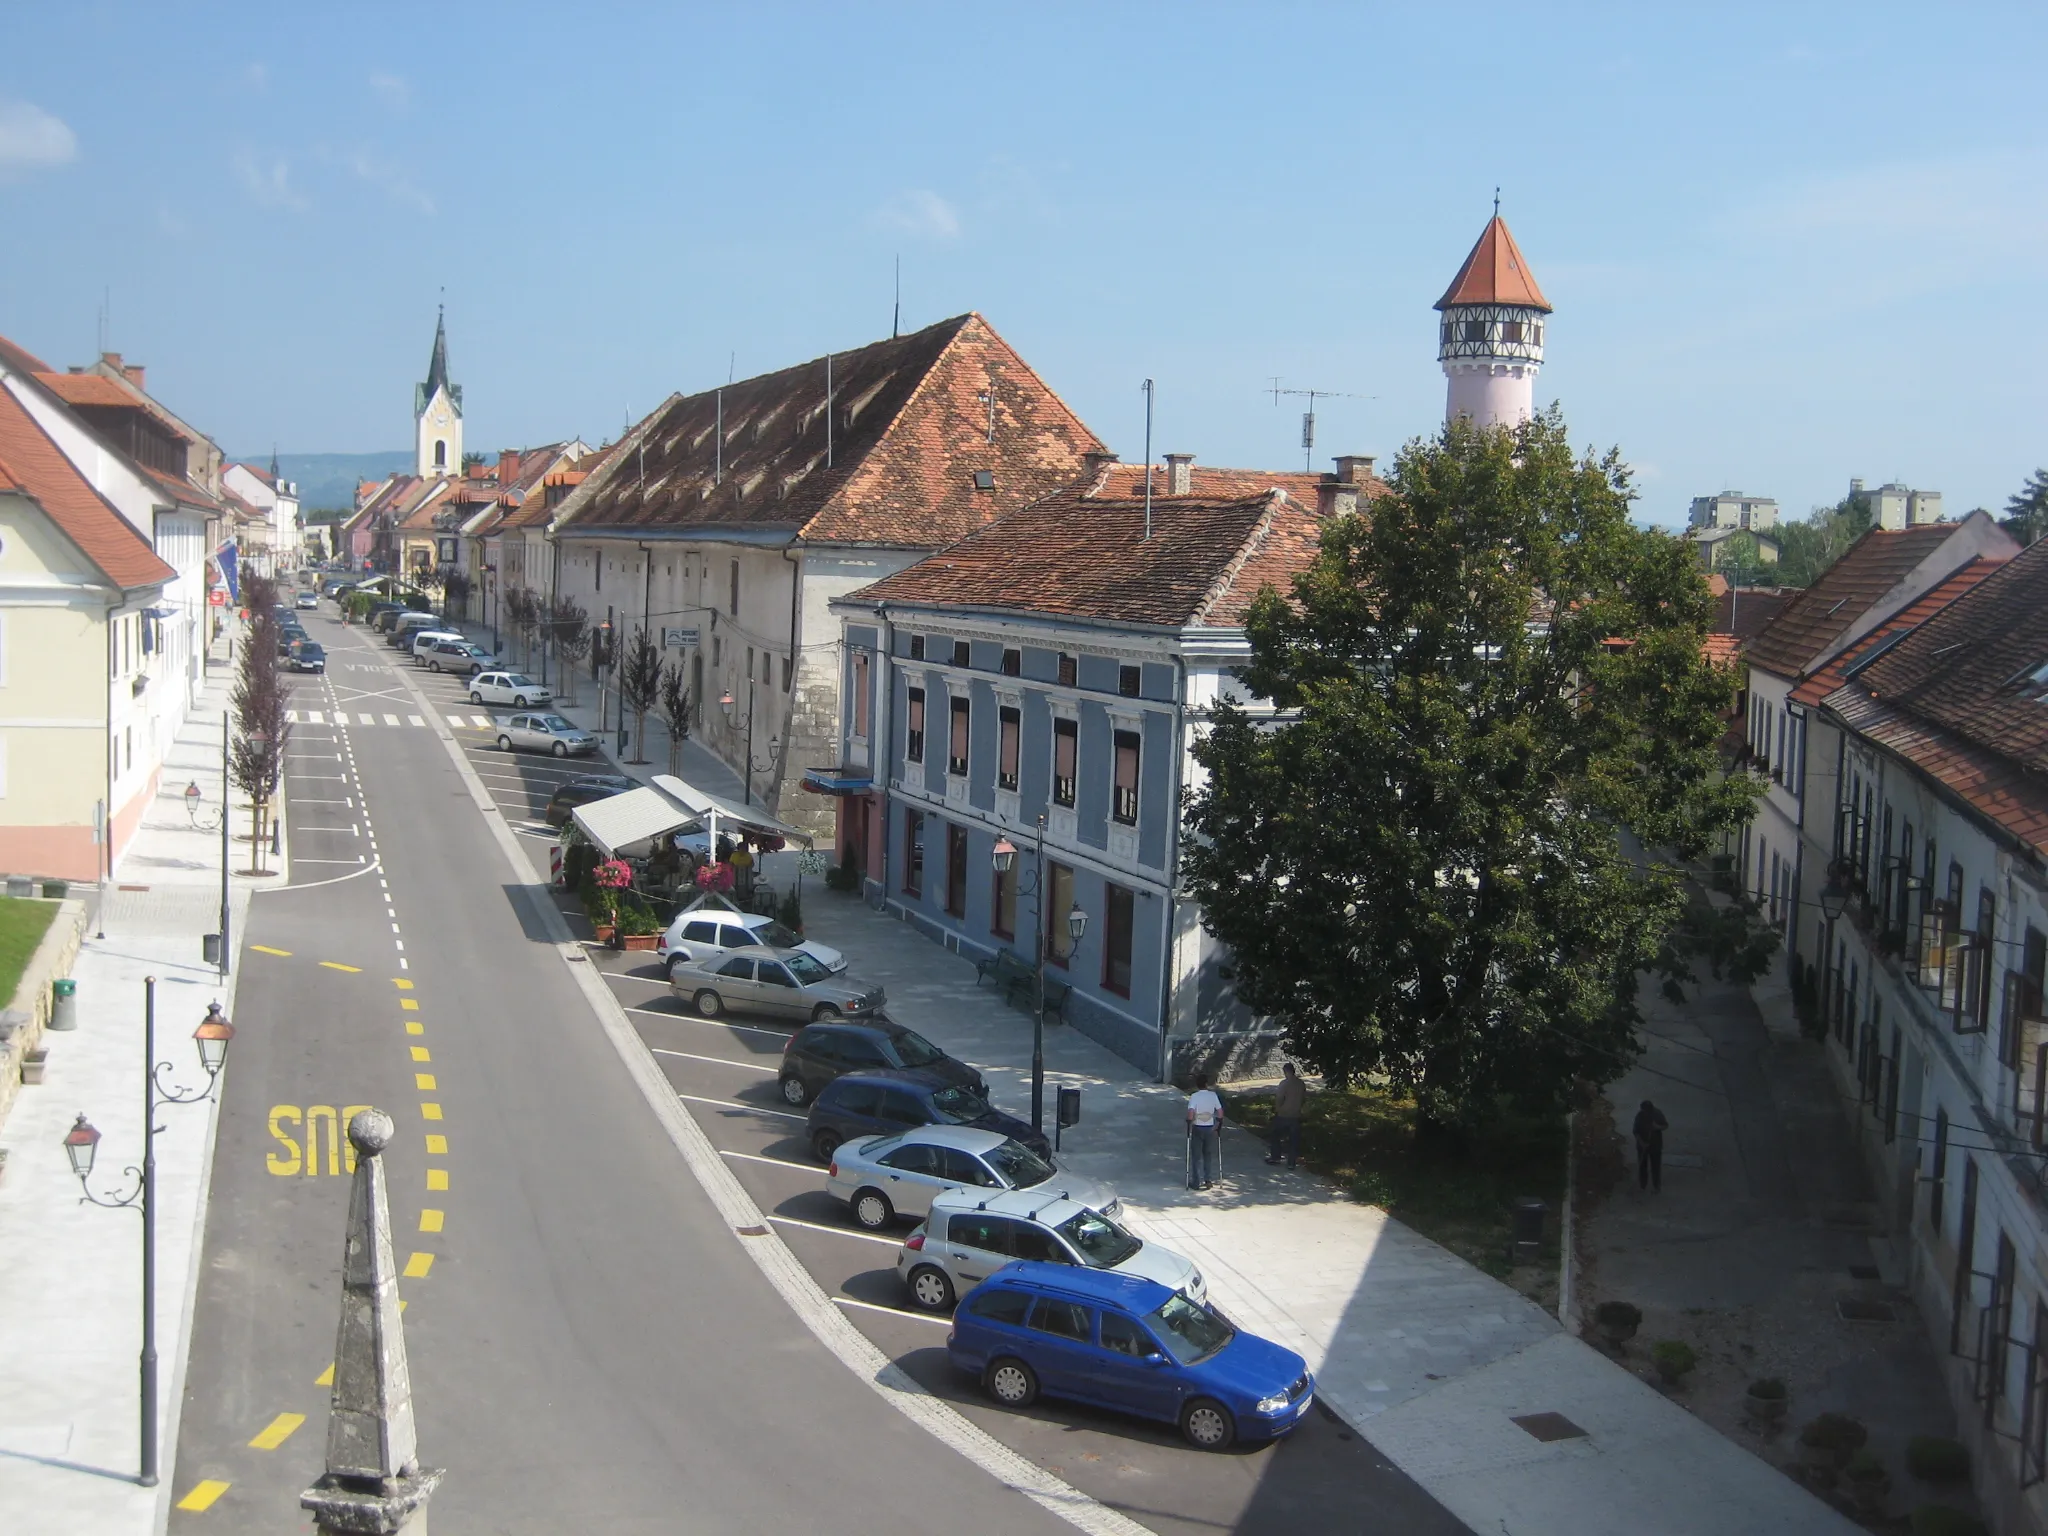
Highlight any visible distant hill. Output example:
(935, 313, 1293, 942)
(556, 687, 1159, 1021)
(243, 451, 412, 513)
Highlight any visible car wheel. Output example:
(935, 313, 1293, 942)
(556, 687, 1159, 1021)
(430, 660, 441, 672)
(497, 735, 514, 752)
(552, 741, 568, 757)
(778, 1074, 810, 1107)
(470, 691, 484, 704)
(850, 1188, 894, 1230)
(1180, 1398, 1237, 1451)
(811, 1128, 842, 1163)
(984, 1357, 1038, 1408)
(908, 1265, 955, 1313)
(693, 989, 723, 1018)
(811, 1003, 841, 1022)
(514, 695, 529, 707)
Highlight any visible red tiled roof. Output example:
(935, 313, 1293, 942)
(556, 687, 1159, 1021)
(1091, 462, 1383, 507)
(1435, 216, 1552, 312)
(1712, 585, 1800, 643)
(1743, 523, 1962, 678)
(1788, 560, 2004, 709)
(848, 482, 1324, 629)
(557, 314, 1103, 549)
(0, 335, 54, 375)
(34, 371, 139, 410)
(0, 384, 176, 590)
(1703, 633, 1743, 668)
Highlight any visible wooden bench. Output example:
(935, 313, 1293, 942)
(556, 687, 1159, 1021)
(974, 949, 1070, 1022)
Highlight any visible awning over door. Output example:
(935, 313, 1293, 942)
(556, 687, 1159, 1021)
(569, 785, 696, 858)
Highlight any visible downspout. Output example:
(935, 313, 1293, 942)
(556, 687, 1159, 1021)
(870, 600, 895, 905)
(1156, 652, 1188, 1084)
(780, 541, 803, 807)
(105, 597, 118, 885)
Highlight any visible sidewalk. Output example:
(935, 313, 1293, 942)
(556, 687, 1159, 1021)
(0, 631, 266, 1536)
(788, 882, 1862, 1536)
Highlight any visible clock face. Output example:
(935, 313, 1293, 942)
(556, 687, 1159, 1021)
(432, 408, 449, 427)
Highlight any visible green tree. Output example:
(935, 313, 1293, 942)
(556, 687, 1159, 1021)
(1181, 412, 1766, 1133)
(618, 626, 663, 765)
(1773, 490, 1871, 587)
(2004, 468, 2048, 546)
(658, 655, 693, 774)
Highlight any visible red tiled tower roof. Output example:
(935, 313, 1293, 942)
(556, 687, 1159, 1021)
(1435, 216, 1552, 313)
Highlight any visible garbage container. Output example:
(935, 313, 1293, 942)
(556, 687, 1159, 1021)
(49, 978, 78, 1032)
(1055, 1086, 1082, 1150)
(1512, 1196, 1547, 1264)
(4, 874, 29, 899)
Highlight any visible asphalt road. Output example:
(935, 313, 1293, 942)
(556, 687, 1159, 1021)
(170, 605, 1465, 1536)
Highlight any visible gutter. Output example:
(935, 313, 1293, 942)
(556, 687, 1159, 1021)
(782, 542, 803, 788)
(1156, 652, 1188, 1084)
(870, 600, 894, 904)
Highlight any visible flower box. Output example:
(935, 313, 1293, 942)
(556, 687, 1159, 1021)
(620, 933, 659, 952)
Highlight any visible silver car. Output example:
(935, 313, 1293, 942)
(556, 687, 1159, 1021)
(496, 712, 597, 757)
(897, 1185, 1204, 1313)
(657, 905, 845, 979)
(669, 945, 883, 1022)
(827, 1124, 1118, 1231)
(470, 671, 551, 708)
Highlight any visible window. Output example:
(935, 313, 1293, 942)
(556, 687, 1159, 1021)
(1930, 1107, 1948, 1232)
(952, 639, 971, 669)
(972, 469, 996, 492)
(1965, 888, 1997, 1031)
(1112, 730, 1140, 825)
(852, 651, 870, 739)
(434, 438, 447, 468)
(1118, 664, 1141, 698)
(947, 1213, 1010, 1253)
(1052, 717, 1077, 807)
(1103, 882, 1134, 997)
(729, 558, 739, 616)
(903, 811, 923, 896)
(1057, 652, 1077, 688)
(945, 824, 968, 918)
(1101, 1312, 1153, 1357)
(1000, 648, 1020, 677)
(712, 637, 721, 668)
(909, 633, 925, 661)
(1502, 319, 1523, 344)
(906, 688, 925, 763)
(879, 1143, 938, 1175)
(966, 1287, 1031, 1326)
(1952, 1158, 1979, 1355)
(992, 854, 1017, 940)
(948, 696, 969, 777)
(997, 706, 1020, 792)
(1011, 1225, 1066, 1264)
(747, 646, 755, 681)
(1047, 862, 1075, 967)
(716, 956, 755, 980)
(1029, 1299, 1092, 1341)
(781, 655, 791, 692)
(1461, 319, 1487, 343)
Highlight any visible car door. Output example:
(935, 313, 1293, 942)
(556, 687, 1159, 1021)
(1092, 1310, 1179, 1421)
(872, 1142, 948, 1217)
(941, 1212, 1016, 1289)
(752, 957, 808, 1019)
(823, 1080, 884, 1141)
(676, 919, 723, 964)
(936, 1146, 1001, 1195)
(874, 1085, 931, 1134)
(710, 954, 767, 1012)
(504, 714, 530, 749)
(716, 923, 756, 955)
(1024, 1297, 1098, 1399)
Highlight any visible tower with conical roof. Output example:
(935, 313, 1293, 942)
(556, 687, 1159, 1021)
(414, 306, 463, 479)
(1434, 213, 1550, 431)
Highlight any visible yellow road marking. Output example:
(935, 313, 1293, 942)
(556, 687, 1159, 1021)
(410, 1046, 431, 1062)
(425, 1134, 447, 1154)
(248, 1412, 305, 1450)
(426, 1169, 448, 1191)
(393, 978, 414, 990)
(403, 1252, 434, 1278)
(315, 1363, 334, 1387)
(406, 1021, 424, 1035)
(400, 998, 419, 1011)
(319, 961, 362, 974)
(420, 1103, 442, 1121)
(420, 1209, 444, 1233)
(251, 945, 292, 957)
(176, 1480, 230, 1512)
(415, 1073, 437, 1091)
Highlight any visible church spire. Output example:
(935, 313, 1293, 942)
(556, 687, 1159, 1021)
(414, 302, 463, 478)
(424, 304, 451, 402)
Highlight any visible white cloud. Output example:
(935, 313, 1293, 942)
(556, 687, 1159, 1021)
(0, 99, 78, 177)
(233, 148, 307, 210)
(870, 188, 961, 241)
(319, 144, 434, 214)
(369, 72, 411, 112)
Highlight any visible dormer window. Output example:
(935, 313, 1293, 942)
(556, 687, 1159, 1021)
(972, 470, 995, 491)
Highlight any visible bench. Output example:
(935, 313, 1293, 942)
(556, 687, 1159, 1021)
(974, 948, 1069, 1023)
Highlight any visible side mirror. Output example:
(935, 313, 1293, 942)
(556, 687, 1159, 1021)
(1143, 1352, 1169, 1367)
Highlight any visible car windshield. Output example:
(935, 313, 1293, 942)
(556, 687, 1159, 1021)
(299, 645, 324, 658)
(1147, 1294, 1235, 1365)
(752, 920, 800, 948)
(1057, 1208, 1142, 1268)
(890, 1029, 946, 1069)
(782, 951, 833, 985)
(539, 715, 574, 732)
(505, 675, 536, 688)
(985, 1139, 1056, 1188)
(930, 1084, 990, 1122)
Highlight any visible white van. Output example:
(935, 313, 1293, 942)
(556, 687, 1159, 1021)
(409, 629, 466, 661)
(389, 612, 443, 647)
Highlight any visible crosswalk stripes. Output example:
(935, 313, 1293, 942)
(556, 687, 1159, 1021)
(284, 709, 495, 729)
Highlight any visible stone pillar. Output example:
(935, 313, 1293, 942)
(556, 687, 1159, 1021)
(301, 1108, 443, 1535)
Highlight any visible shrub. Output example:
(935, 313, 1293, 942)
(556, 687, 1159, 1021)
(616, 894, 660, 937)
(1846, 1448, 1887, 1484)
(563, 842, 600, 890)
(1905, 1437, 1970, 1485)
(1800, 1413, 1869, 1458)
(1910, 1507, 1988, 1536)
(824, 849, 862, 893)
(1595, 1301, 1642, 1329)
(1747, 1377, 1786, 1400)
(1651, 1340, 1697, 1381)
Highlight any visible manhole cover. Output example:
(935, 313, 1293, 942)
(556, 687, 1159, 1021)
(1837, 1297, 1896, 1323)
(1511, 1412, 1588, 1443)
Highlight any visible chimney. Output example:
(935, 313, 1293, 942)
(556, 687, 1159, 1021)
(1333, 454, 1376, 485)
(497, 448, 519, 485)
(123, 363, 146, 390)
(1080, 449, 1119, 482)
(1164, 453, 1194, 496)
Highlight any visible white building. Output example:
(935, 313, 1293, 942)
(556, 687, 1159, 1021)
(222, 461, 301, 572)
(1852, 477, 1946, 531)
(1435, 212, 1551, 430)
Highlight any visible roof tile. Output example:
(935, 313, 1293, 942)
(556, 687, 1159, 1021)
(0, 384, 176, 590)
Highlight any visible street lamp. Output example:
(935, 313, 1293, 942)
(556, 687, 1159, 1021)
(719, 684, 766, 807)
(994, 817, 1080, 1132)
(60, 981, 234, 1487)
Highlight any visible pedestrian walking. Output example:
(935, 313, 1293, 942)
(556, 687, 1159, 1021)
(1186, 1073, 1223, 1190)
(1633, 1099, 1668, 1193)
(1265, 1061, 1306, 1169)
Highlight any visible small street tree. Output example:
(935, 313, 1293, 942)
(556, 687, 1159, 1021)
(658, 656, 692, 775)
(548, 598, 590, 705)
(230, 574, 291, 874)
(617, 626, 663, 765)
(440, 567, 473, 624)
(504, 586, 539, 670)
(1181, 411, 1767, 1134)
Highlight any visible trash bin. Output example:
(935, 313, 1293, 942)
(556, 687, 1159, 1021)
(49, 978, 78, 1032)
(1512, 1196, 1547, 1264)
(1055, 1086, 1082, 1151)
(4, 874, 29, 899)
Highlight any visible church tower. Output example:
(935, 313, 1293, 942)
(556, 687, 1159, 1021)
(414, 306, 463, 478)
(1435, 212, 1551, 430)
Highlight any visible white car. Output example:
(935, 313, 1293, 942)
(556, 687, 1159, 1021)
(470, 672, 552, 708)
(656, 903, 845, 978)
(897, 1185, 1204, 1313)
(827, 1124, 1118, 1231)
(496, 712, 598, 757)
(409, 629, 467, 662)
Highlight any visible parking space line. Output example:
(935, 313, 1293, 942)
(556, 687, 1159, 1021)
(403, 1252, 434, 1278)
(834, 1295, 952, 1326)
(250, 945, 291, 957)
(674, 1091, 806, 1123)
(718, 1148, 817, 1171)
(318, 961, 362, 973)
(175, 1479, 231, 1511)
(248, 1411, 306, 1450)
(650, 1047, 776, 1074)
(767, 1214, 899, 1247)
(383, 714, 400, 726)
(622, 1003, 792, 1041)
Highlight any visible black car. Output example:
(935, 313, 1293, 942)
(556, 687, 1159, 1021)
(289, 641, 326, 673)
(542, 775, 636, 828)
(804, 1071, 1048, 1163)
(779, 1019, 981, 1107)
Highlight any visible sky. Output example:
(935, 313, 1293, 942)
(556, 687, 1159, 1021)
(0, 2, 2042, 525)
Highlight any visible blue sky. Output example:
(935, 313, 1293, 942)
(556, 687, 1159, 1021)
(1, 2, 2041, 524)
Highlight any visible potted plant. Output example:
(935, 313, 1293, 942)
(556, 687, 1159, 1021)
(1799, 1412, 1867, 1472)
(1594, 1300, 1641, 1349)
(586, 858, 632, 942)
(1651, 1340, 1697, 1387)
(21, 1045, 49, 1084)
(1846, 1448, 1890, 1517)
(617, 895, 662, 951)
(1906, 1436, 1969, 1486)
(1744, 1377, 1788, 1423)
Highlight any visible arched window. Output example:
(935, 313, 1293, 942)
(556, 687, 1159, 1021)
(434, 439, 447, 468)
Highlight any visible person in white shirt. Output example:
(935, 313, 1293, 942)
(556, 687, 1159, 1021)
(1186, 1074, 1223, 1190)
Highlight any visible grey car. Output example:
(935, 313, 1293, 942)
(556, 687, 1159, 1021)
(669, 945, 884, 1022)
(826, 1124, 1119, 1231)
(495, 711, 598, 757)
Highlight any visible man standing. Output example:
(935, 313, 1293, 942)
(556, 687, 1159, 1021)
(1265, 1062, 1306, 1169)
(1633, 1099, 1668, 1193)
(1186, 1073, 1223, 1191)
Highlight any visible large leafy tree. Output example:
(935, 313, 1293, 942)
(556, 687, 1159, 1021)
(1181, 412, 1763, 1131)
(2004, 468, 2048, 546)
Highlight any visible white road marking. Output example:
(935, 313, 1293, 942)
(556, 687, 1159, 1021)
(649, 1047, 777, 1074)
(834, 1296, 951, 1325)
(717, 1148, 817, 1171)
(408, 715, 424, 726)
(296, 826, 360, 834)
(383, 714, 400, 726)
(768, 1215, 900, 1248)
(306, 710, 324, 723)
(622, 1003, 792, 1041)
(673, 1092, 806, 1123)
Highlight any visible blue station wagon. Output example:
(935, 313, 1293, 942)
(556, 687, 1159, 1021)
(947, 1262, 1312, 1450)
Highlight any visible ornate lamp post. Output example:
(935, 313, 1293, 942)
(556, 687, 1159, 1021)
(61, 985, 234, 1486)
(720, 682, 768, 807)
(994, 822, 1089, 1131)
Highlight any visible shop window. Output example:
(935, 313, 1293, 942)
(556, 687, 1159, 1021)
(1047, 862, 1074, 966)
(903, 811, 923, 896)
(945, 824, 968, 918)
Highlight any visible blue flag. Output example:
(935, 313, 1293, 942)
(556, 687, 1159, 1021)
(216, 540, 239, 603)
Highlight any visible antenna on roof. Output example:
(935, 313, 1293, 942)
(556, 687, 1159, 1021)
(1494, 186, 1501, 217)
(1269, 381, 1375, 473)
(825, 353, 834, 469)
(1140, 379, 1155, 542)
(892, 255, 900, 340)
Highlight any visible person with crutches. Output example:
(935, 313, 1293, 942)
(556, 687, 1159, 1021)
(1185, 1073, 1223, 1191)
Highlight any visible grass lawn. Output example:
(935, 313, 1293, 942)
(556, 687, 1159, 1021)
(0, 897, 59, 1009)
(1221, 1079, 1568, 1307)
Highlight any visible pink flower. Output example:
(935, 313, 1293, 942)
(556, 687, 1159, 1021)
(594, 859, 633, 891)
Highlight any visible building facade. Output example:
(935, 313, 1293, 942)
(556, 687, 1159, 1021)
(1435, 213, 1551, 430)
(415, 307, 462, 480)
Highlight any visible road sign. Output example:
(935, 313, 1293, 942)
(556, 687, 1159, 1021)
(662, 627, 700, 649)
(209, 588, 227, 605)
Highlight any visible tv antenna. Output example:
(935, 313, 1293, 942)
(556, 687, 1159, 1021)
(1268, 381, 1376, 472)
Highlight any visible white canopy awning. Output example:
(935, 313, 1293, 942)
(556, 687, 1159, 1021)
(569, 785, 696, 858)
(651, 774, 813, 847)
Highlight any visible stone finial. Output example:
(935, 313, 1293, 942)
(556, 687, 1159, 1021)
(301, 1108, 443, 1535)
